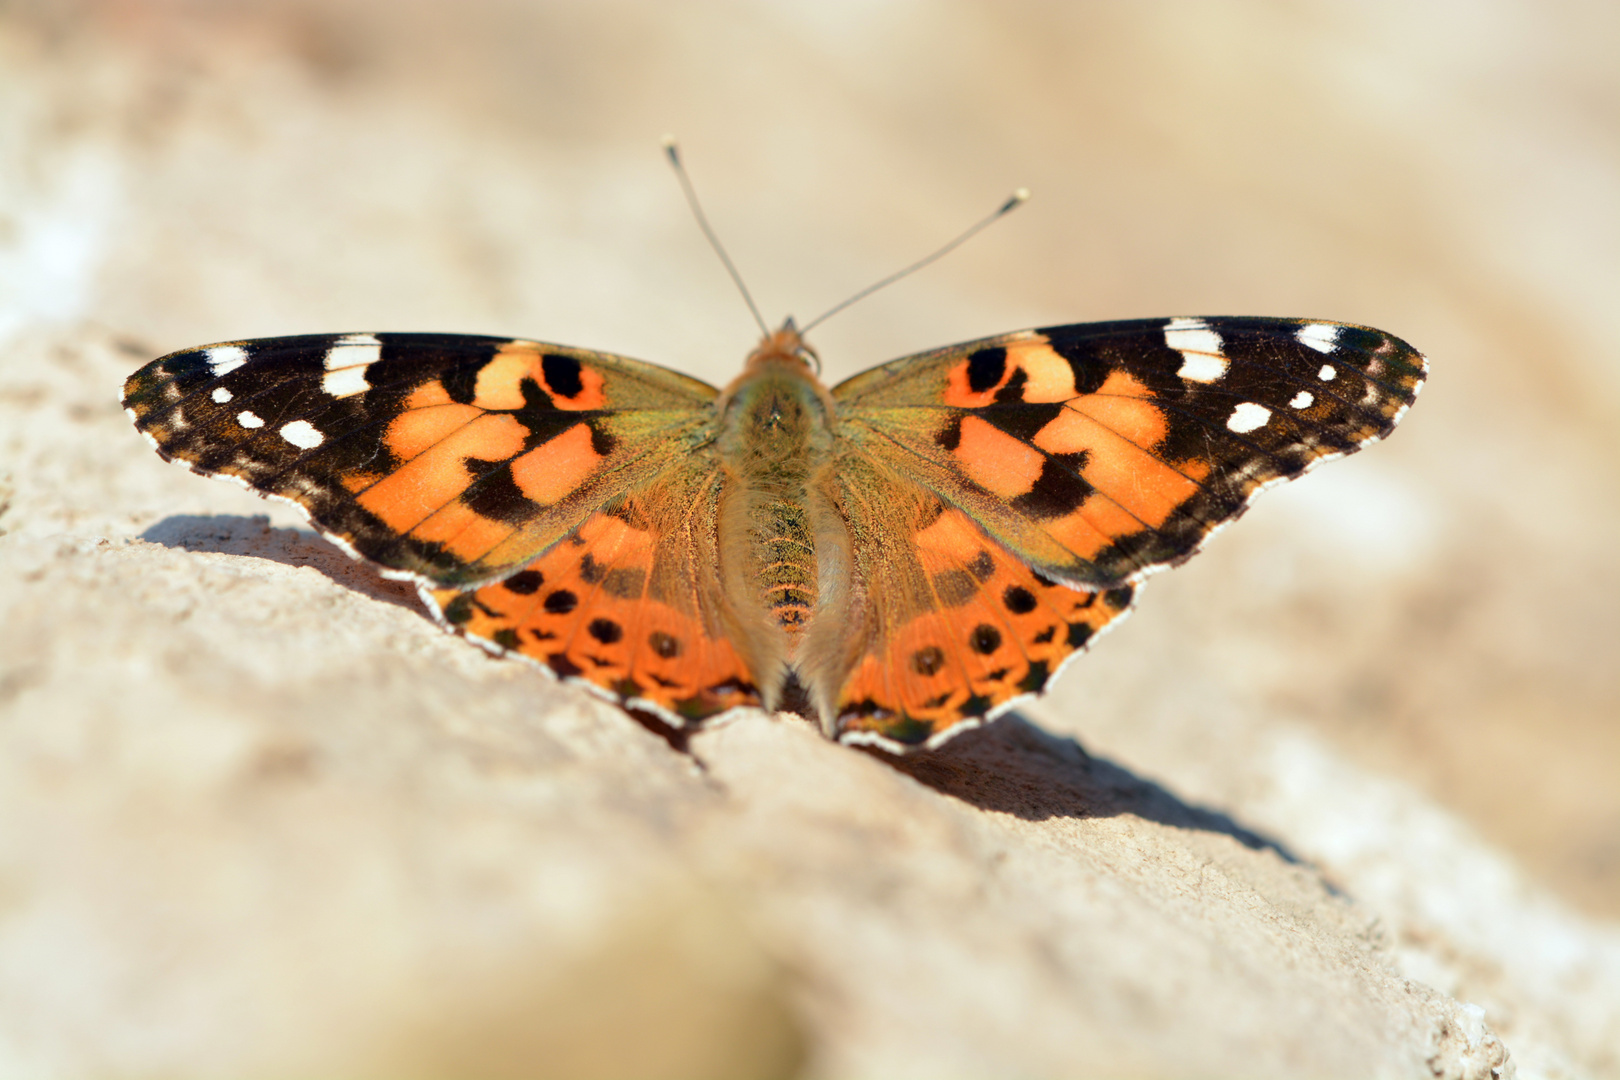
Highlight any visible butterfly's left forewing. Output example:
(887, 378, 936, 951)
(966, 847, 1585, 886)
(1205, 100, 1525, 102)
(824, 316, 1424, 747)
(124, 333, 720, 588)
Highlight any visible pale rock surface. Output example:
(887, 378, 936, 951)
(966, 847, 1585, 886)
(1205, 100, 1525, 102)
(2, 4, 1618, 1078)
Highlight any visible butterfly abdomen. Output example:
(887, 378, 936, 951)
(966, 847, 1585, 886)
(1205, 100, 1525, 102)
(716, 366, 839, 637)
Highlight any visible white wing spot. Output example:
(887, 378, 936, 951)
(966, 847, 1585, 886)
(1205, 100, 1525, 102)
(1165, 318, 1228, 383)
(1289, 390, 1314, 409)
(1318, 364, 1337, 382)
(322, 366, 371, 398)
(320, 333, 381, 398)
(211, 386, 233, 403)
(1296, 323, 1341, 354)
(206, 345, 249, 375)
(327, 333, 383, 367)
(279, 419, 324, 449)
(236, 410, 265, 429)
(1176, 351, 1228, 383)
(1226, 402, 1271, 434)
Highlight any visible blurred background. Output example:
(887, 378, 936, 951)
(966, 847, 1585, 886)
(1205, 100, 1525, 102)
(10, 0, 1612, 909)
(0, 1, 1616, 1072)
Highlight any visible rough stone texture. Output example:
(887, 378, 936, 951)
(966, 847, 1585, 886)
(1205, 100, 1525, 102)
(1, 3, 1617, 1078)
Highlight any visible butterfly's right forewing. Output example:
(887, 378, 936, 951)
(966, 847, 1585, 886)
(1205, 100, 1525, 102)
(833, 317, 1426, 588)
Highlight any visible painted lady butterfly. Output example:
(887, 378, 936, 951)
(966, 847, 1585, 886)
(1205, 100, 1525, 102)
(123, 309, 1423, 751)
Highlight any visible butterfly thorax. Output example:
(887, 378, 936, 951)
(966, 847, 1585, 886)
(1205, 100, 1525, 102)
(715, 329, 839, 649)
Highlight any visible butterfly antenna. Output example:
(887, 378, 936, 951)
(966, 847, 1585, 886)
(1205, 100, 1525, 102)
(799, 188, 1030, 336)
(663, 137, 770, 339)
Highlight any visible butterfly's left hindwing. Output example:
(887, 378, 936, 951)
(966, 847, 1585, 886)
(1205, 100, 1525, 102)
(425, 455, 766, 723)
(123, 333, 719, 588)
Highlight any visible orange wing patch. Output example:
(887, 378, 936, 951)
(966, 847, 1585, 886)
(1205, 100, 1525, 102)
(1031, 371, 1212, 559)
(953, 415, 1044, 498)
(943, 354, 1214, 561)
(359, 412, 530, 535)
(471, 342, 609, 411)
(429, 510, 762, 723)
(834, 507, 1134, 748)
(940, 337, 1075, 407)
(508, 422, 604, 505)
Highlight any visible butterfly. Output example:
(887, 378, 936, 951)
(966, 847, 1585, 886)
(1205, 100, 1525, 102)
(122, 313, 1424, 751)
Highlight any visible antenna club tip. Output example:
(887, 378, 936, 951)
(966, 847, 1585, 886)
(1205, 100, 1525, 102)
(661, 134, 680, 161)
(997, 188, 1031, 215)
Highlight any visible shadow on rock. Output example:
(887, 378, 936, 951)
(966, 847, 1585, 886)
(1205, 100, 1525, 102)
(139, 514, 1300, 869)
(140, 514, 423, 613)
(879, 713, 1308, 870)
(141, 514, 703, 754)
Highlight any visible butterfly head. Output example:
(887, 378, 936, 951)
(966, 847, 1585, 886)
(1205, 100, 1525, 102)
(745, 317, 821, 375)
